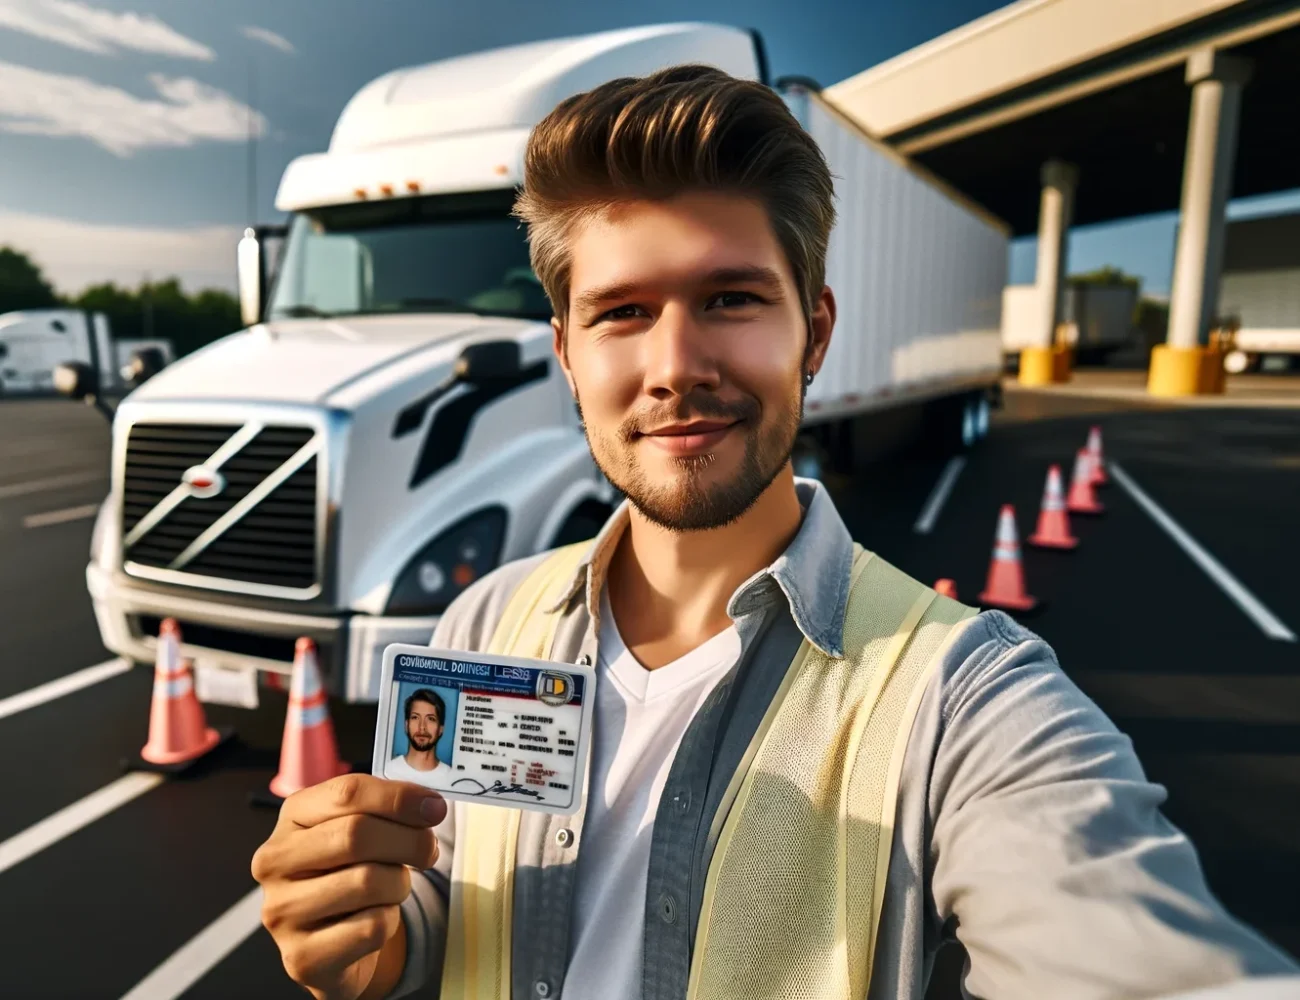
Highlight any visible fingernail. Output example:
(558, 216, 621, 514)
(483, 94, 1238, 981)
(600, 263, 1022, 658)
(420, 795, 445, 825)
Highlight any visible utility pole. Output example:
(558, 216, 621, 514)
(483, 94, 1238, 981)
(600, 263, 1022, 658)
(247, 54, 258, 228)
(142, 271, 153, 340)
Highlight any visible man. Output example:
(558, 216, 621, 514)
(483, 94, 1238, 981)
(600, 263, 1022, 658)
(385, 689, 453, 784)
(251, 66, 1300, 1000)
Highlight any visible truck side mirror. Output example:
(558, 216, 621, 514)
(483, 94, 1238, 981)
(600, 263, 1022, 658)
(237, 228, 262, 327)
(54, 361, 96, 401)
(455, 340, 522, 384)
(124, 347, 166, 387)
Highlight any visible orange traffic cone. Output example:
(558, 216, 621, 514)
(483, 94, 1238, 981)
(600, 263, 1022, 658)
(934, 578, 959, 599)
(132, 618, 231, 772)
(1086, 426, 1109, 486)
(1028, 464, 1079, 550)
(978, 505, 1038, 612)
(1066, 449, 1105, 515)
(265, 638, 350, 802)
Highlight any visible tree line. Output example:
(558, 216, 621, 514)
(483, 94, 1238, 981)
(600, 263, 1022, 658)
(0, 246, 241, 359)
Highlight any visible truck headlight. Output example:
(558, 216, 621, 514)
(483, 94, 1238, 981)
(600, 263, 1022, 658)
(385, 507, 507, 616)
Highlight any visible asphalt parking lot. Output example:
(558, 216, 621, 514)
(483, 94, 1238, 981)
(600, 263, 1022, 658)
(1, 383, 1297, 998)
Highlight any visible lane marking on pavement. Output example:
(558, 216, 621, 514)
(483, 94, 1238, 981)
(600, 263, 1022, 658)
(0, 658, 131, 722)
(0, 772, 164, 876)
(119, 887, 265, 1000)
(1109, 461, 1296, 643)
(914, 456, 966, 534)
(0, 470, 105, 501)
(23, 502, 101, 529)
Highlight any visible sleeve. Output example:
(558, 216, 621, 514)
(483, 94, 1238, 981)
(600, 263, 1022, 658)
(382, 553, 552, 998)
(926, 612, 1299, 1000)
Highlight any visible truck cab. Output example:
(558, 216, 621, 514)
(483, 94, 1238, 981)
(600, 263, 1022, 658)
(85, 23, 761, 702)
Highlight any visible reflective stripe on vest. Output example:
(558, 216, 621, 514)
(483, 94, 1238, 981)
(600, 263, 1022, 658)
(439, 542, 977, 1000)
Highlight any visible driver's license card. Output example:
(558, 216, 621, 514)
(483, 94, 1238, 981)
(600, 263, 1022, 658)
(372, 643, 595, 815)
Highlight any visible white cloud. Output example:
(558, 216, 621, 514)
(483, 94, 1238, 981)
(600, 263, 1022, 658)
(0, 60, 267, 155)
(0, 209, 241, 293)
(0, 0, 214, 59)
(240, 24, 295, 55)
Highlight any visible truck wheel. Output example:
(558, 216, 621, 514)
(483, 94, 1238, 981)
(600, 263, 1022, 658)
(550, 499, 614, 548)
(922, 394, 968, 457)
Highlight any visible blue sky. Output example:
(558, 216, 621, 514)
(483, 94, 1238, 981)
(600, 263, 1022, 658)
(0, 0, 1295, 297)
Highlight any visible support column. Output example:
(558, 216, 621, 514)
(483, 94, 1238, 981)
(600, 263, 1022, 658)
(1150, 48, 1251, 396)
(1020, 160, 1078, 386)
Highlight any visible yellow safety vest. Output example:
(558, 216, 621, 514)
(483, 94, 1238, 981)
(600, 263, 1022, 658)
(440, 541, 977, 1000)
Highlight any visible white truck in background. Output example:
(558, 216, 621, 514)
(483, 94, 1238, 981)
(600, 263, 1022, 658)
(1219, 211, 1300, 373)
(69, 22, 1006, 705)
(0, 309, 172, 395)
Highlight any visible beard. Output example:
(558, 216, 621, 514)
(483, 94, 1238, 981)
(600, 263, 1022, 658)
(408, 733, 437, 752)
(579, 376, 806, 533)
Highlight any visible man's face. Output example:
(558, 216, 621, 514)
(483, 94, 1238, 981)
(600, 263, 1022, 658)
(405, 700, 442, 752)
(556, 192, 833, 531)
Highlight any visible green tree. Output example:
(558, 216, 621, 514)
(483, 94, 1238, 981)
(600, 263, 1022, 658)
(70, 277, 241, 359)
(0, 246, 61, 312)
(1071, 265, 1141, 291)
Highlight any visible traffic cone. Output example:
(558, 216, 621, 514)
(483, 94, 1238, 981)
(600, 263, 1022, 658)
(257, 638, 350, 805)
(1066, 449, 1105, 515)
(978, 505, 1038, 612)
(1086, 426, 1109, 486)
(1028, 464, 1079, 550)
(934, 578, 959, 599)
(129, 618, 232, 773)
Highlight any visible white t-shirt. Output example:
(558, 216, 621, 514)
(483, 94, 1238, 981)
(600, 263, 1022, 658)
(386, 754, 453, 786)
(563, 587, 742, 1000)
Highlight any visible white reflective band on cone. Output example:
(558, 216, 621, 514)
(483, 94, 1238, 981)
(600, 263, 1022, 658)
(296, 700, 328, 728)
(154, 675, 193, 699)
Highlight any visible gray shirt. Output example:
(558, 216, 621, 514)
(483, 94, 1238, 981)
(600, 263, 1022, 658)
(391, 479, 1299, 1000)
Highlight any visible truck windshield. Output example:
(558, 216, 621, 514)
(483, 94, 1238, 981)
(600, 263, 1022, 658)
(268, 189, 551, 321)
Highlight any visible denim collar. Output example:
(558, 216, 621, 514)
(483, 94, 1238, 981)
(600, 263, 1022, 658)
(543, 478, 856, 658)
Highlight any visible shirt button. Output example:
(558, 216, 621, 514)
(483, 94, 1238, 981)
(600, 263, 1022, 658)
(555, 827, 574, 848)
(659, 892, 678, 925)
(673, 788, 691, 814)
(534, 981, 551, 998)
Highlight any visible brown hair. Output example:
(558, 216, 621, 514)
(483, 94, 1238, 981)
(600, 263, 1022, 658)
(513, 64, 836, 324)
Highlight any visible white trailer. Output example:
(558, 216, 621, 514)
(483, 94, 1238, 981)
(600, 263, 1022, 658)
(78, 23, 1007, 705)
(1219, 211, 1300, 373)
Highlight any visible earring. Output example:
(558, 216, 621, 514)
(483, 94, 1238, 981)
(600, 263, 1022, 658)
(804, 370, 815, 387)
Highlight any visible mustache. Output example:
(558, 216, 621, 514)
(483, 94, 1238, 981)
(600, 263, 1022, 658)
(621, 392, 760, 443)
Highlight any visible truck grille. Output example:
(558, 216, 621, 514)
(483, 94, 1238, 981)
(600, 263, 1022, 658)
(122, 422, 321, 593)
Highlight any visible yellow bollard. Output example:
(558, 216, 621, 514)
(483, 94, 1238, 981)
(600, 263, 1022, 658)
(1148, 345, 1225, 397)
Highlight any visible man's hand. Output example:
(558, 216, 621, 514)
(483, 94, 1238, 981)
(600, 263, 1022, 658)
(251, 774, 447, 1000)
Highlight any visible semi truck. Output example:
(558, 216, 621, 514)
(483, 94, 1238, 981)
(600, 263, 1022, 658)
(0, 309, 172, 395)
(72, 22, 1007, 705)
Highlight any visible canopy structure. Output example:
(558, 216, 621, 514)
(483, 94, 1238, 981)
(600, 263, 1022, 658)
(827, 0, 1300, 236)
(825, 0, 1300, 394)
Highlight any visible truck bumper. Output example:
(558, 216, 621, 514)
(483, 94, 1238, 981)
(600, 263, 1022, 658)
(87, 562, 439, 703)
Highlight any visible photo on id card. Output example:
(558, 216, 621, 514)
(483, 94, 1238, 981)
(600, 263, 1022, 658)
(372, 643, 595, 815)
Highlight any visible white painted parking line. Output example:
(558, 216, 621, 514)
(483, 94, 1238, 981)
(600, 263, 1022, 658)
(914, 456, 966, 534)
(0, 772, 163, 876)
(1109, 461, 1296, 642)
(23, 502, 101, 529)
(119, 887, 265, 1000)
(0, 658, 131, 721)
(0, 470, 105, 501)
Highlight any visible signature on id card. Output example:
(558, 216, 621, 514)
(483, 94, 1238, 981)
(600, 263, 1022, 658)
(372, 643, 595, 815)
